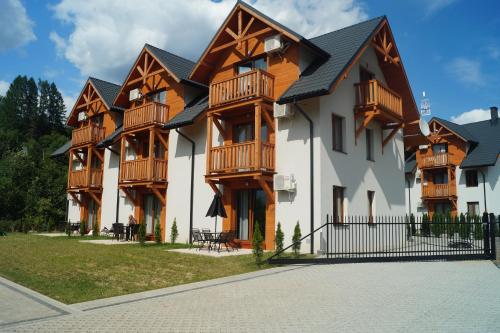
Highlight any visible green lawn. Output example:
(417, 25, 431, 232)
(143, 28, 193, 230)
(0, 233, 269, 304)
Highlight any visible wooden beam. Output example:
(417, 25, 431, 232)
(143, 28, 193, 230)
(210, 27, 272, 54)
(126, 69, 165, 86)
(225, 27, 238, 40)
(93, 148, 104, 163)
(88, 191, 101, 206)
(255, 176, 274, 204)
(122, 188, 136, 205)
(155, 131, 169, 150)
(69, 192, 82, 206)
(242, 16, 254, 37)
(207, 115, 213, 174)
(261, 107, 275, 132)
(206, 179, 221, 196)
(382, 123, 402, 148)
(255, 103, 262, 170)
(212, 117, 226, 139)
(355, 111, 376, 142)
(152, 188, 166, 206)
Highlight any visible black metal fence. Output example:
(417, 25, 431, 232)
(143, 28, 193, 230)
(268, 213, 498, 264)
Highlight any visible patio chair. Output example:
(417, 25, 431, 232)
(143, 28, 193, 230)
(101, 227, 111, 237)
(214, 231, 237, 252)
(191, 229, 206, 250)
(112, 223, 125, 241)
(202, 230, 215, 250)
(130, 224, 139, 241)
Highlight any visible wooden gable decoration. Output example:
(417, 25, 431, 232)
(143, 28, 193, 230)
(427, 119, 469, 144)
(67, 79, 108, 127)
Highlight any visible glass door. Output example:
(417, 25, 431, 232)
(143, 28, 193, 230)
(236, 189, 266, 241)
(87, 199, 97, 231)
(143, 194, 161, 235)
(236, 190, 250, 240)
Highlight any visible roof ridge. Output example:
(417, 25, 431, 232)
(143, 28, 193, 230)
(309, 15, 386, 41)
(88, 76, 121, 87)
(144, 43, 196, 64)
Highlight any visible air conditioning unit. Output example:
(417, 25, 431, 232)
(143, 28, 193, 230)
(274, 174, 296, 192)
(129, 88, 142, 101)
(419, 144, 428, 150)
(77, 111, 87, 122)
(264, 35, 283, 53)
(273, 103, 294, 118)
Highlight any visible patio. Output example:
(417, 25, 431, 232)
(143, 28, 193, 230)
(168, 248, 253, 257)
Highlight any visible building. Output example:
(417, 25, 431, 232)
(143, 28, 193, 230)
(54, 1, 419, 250)
(405, 107, 500, 217)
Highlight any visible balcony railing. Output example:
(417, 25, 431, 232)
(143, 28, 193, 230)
(123, 102, 169, 131)
(422, 152, 449, 168)
(209, 69, 275, 108)
(422, 183, 456, 198)
(354, 80, 403, 119)
(71, 123, 106, 147)
(208, 141, 275, 174)
(68, 168, 103, 189)
(120, 158, 168, 182)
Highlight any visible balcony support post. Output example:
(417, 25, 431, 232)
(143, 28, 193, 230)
(67, 149, 74, 188)
(148, 128, 155, 180)
(207, 114, 213, 173)
(152, 188, 166, 206)
(88, 191, 101, 206)
(93, 148, 104, 163)
(382, 122, 403, 151)
(261, 105, 275, 132)
(69, 192, 83, 206)
(120, 136, 126, 182)
(86, 146, 93, 188)
(255, 103, 262, 170)
(355, 110, 376, 144)
(212, 117, 226, 139)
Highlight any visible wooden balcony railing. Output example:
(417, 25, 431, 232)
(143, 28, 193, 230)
(68, 168, 103, 189)
(354, 80, 403, 119)
(71, 123, 106, 146)
(208, 141, 275, 174)
(422, 152, 449, 168)
(120, 158, 168, 182)
(422, 183, 456, 198)
(209, 69, 275, 108)
(123, 102, 169, 131)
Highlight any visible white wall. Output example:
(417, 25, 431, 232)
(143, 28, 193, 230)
(405, 171, 426, 217)
(67, 193, 81, 222)
(100, 147, 119, 229)
(165, 120, 215, 243)
(457, 164, 500, 216)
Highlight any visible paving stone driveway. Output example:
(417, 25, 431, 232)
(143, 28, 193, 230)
(2, 261, 500, 332)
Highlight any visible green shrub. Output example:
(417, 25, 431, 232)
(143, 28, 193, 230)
(409, 214, 416, 236)
(292, 221, 302, 257)
(421, 214, 431, 237)
(431, 213, 443, 238)
(275, 222, 284, 255)
(252, 220, 264, 265)
(170, 218, 178, 244)
(92, 220, 99, 237)
(473, 221, 484, 240)
(154, 218, 162, 244)
(138, 221, 147, 246)
(445, 213, 455, 238)
(79, 220, 86, 236)
(65, 221, 71, 237)
(458, 213, 470, 240)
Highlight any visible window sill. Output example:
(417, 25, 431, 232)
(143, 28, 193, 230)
(333, 149, 347, 155)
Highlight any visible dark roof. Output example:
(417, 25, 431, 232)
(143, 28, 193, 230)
(96, 125, 123, 148)
(405, 152, 417, 174)
(431, 117, 477, 143)
(50, 140, 71, 157)
(145, 44, 206, 88)
(460, 119, 500, 168)
(163, 95, 209, 130)
(88, 77, 122, 110)
(278, 16, 385, 104)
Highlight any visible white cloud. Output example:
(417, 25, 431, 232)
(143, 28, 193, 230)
(446, 57, 484, 86)
(61, 91, 77, 116)
(0, 0, 36, 52)
(423, 0, 459, 17)
(0, 80, 9, 96)
(450, 108, 491, 124)
(49, 0, 367, 83)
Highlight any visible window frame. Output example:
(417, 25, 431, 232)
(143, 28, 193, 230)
(366, 128, 374, 161)
(367, 190, 375, 222)
(465, 169, 478, 187)
(331, 113, 345, 153)
(332, 186, 345, 223)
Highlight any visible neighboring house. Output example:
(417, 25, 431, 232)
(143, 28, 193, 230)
(54, 77, 122, 231)
(405, 107, 500, 217)
(54, 1, 420, 251)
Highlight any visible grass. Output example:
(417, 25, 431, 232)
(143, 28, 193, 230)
(0, 233, 271, 304)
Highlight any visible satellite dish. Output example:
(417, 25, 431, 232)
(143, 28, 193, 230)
(419, 118, 430, 136)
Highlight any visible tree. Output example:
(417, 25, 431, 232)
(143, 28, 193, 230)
(170, 218, 178, 244)
(252, 221, 264, 265)
(275, 222, 284, 255)
(155, 218, 162, 244)
(292, 221, 302, 257)
(138, 220, 147, 246)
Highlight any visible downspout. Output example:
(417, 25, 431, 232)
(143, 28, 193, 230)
(175, 128, 195, 244)
(406, 175, 411, 215)
(105, 146, 121, 224)
(479, 169, 487, 213)
(293, 101, 314, 254)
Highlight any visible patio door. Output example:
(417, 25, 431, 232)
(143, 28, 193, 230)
(87, 198, 97, 231)
(236, 189, 266, 241)
(143, 194, 161, 235)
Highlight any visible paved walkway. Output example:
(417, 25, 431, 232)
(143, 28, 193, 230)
(2, 261, 500, 332)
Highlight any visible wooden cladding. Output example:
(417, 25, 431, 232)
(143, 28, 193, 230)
(123, 102, 169, 131)
(209, 69, 274, 108)
(68, 168, 103, 189)
(422, 183, 456, 198)
(354, 80, 403, 119)
(208, 141, 275, 173)
(71, 123, 106, 147)
(422, 152, 449, 168)
(120, 158, 168, 182)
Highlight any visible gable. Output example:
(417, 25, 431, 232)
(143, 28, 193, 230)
(67, 79, 111, 127)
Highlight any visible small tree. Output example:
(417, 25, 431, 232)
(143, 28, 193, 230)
(459, 213, 469, 240)
(409, 213, 416, 236)
(170, 218, 178, 244)
(154, 218, 162, 244)
(292, 221, 302, 257)
(79, 220, 86, 236)
(431, 213, 443, 238)
(92, 221, 99, 238)
(421, 214, 431, 237)
(275, 222, 284, 255)
(252, 221, 264, 265)
(138, 220, 147, 246)
(446, 213, 455, 238)
(65, 221, 71, 237)
(473, 217, 484, 240)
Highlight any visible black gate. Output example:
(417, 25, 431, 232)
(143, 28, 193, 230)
(268, 213, 497, 264)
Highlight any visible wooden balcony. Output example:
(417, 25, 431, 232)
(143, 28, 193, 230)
(422, 183, 456, 198)
(208, 141, 275, 174)
(209, 69, 274, 108)
(354, 80, 403, 120)
(68, 168, 103, 189)
(120, 158, 168, 183)
(421, 152, 450, 168)
(71, 123, 105, 147)
(123, 102, 169, 131)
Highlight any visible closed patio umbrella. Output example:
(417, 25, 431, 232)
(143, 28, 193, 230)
(206, 193, 227, 234)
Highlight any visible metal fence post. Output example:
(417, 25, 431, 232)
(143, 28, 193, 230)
(489, 213, 496, 260)
(483, 212, 490, 257)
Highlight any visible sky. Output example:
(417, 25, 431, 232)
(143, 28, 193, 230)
(0, 0, 499, 124)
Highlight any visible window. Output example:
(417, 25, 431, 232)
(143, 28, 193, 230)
(465, 170, 478, 187)
(434, 202, 451, 215)
(433, 172, 448, 184)
(359, 66, 375, 82)
(148, 90, 166, 104)
(333, 186, 345, 223)
(366, 128, 374, 161)
(467, 202, 480, 217)
(367, 191, 375, 222)
(237, 57, 267, 74)
(332, 114, 345, 152)
(232, 122, 268, 143)
(432, 143, 447, 155)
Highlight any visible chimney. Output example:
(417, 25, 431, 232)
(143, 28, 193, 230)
(491, 106, 498, 123)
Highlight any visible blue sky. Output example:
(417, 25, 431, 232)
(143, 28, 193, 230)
(0, 0, 499, 124)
